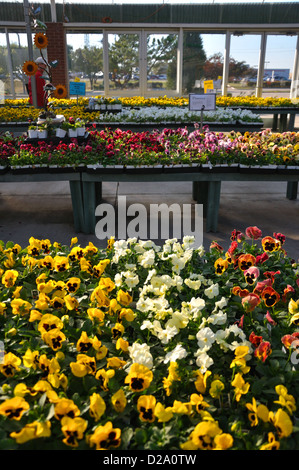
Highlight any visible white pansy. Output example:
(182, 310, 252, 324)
(114, 270, 139, 289)
(163, 344, 188, 363)
(113, 240, 128, 250)
(168, 254, 186, 274)
(182, 235, 195, 250)
(127, 237, 138, 245)
(212, 296, 228, 312)
(138, 248, 156, 268)
(169, 251, 192, 274)
(136, 296, 154, 313)
(140, 320, 154, 331)
(135, 239, 160, 252)
(214, 329, 230, 352)
(144, 268, 157, 285)
(114, 273, 122, 286)
(207, 310, 227, 325)
(173, 275, 184, 290)
(204, 283, 219, 299)
(157, 325, 179, 344)
(151, 296, 170, 312)
(128, 342, 154, 369)
(196, 327, 216, 351)
(123, 270, 139, 289)
(98, 106, 262, 125)
(185, 273, 207, 289)
(184, 277, 202, 290)
(215, 325, 253, 354)
(146, 283, 168, 296)
(182, 297, 205, 320)
(151, 274, 175, 290)
(154, 307, 174, 321)
(194, 351, 214, 373)
(111, 240, 129, 263)
(166, 310, 190, 330)
(197, 246, 205, 258)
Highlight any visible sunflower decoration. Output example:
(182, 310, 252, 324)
(22, 60, 38, 76)
(34, 32, 48, 49)
(53, 84, 67, 99)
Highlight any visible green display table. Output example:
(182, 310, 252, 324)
(81, 165, 299, 234)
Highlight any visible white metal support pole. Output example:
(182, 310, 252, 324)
(103, 30, 109, 96)
(5, 28, 15, 99)
(176, 27, 183, 95)
(256, 32, 267, 98)
(23, 0, 37, 107)
(140, 29, 147, 97)
(221, 31, 231, 96)
(290, 34, 299, 99)
(50, 0, 57, 22)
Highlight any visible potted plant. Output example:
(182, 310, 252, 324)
(28, 124, 38, 138)
(37, 123, 48, 138)
(96, 97, 108, 111)
(111, 98, 122, 111)
(75, 119, 86, 137)
(55, 125, 67, 138)
(66, 117, 77, 137)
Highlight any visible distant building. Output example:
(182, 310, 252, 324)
(264, 69, 290, 81)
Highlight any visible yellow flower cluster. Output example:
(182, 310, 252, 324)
(217, 96, 298, 108)
(1, 95, 297, 123)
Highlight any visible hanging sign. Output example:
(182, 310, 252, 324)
(69, 81, 86, 96)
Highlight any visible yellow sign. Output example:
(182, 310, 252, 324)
(204, 80, 214, 93)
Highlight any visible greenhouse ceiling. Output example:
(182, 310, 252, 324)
(1, 2, 299, 31)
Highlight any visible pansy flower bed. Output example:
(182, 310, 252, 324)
(0, 227, 299, 450)
(0, 96, 297, 124)
(2, 127, 299, 169)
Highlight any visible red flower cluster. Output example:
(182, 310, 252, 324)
(249, 332, 272, 362)
(225, 226, 297, 363)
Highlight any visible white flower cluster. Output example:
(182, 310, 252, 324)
(112, 236, 252, 374)
(97, 106, 262, 124)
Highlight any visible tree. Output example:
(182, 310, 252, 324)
(108, 33, 180, 90)
(203, 53, 256, 81)
(147, 34, 177, 74)
(70, 46, 103, 88)
(108, 34, 139, 89)
(202, 53, 223, 81)
(183, 32, 207, 93)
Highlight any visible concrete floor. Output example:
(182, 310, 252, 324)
(0, 178, 298, 260)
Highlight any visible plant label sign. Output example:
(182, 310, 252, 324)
(189, 93, 216, 111)
(69, 81, 86, 96)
